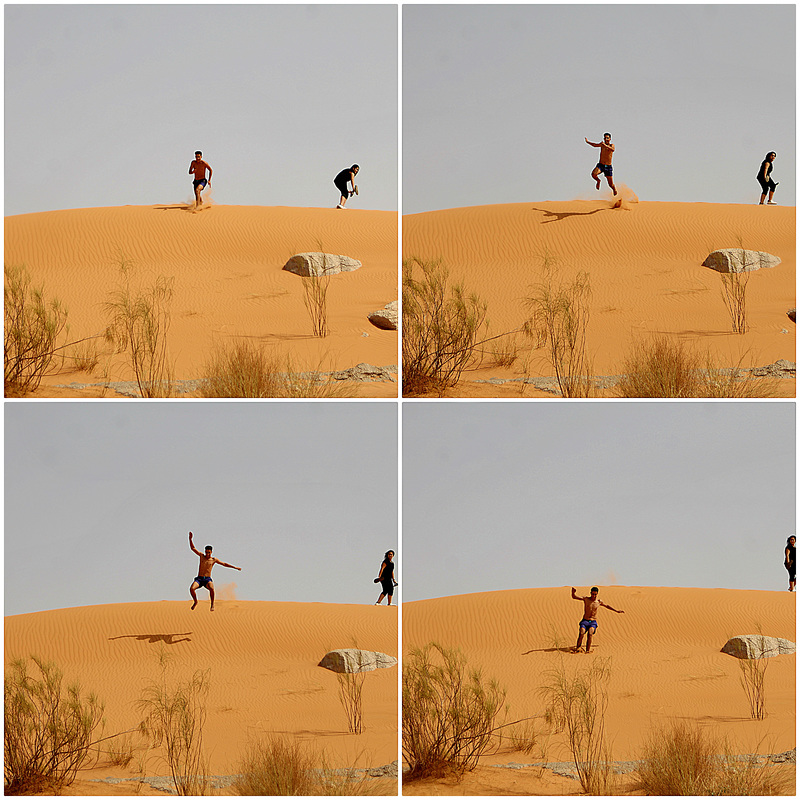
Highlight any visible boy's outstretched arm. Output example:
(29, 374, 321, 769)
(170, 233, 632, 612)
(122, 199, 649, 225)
(188, 531, 203, 557)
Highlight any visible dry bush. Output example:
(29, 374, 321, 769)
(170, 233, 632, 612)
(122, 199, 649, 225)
(540, 656, 613, 794)
(200, 339, 355, 398)
(105, 733, 137, 767)
(403, 642, 508, 780)
(337, 658, 367, 735)
(137, 664, 209, 796)
(719, 245, 760, 334)
(68, 338, 102, 373)
(738, 635, 770, 721)
(522, 256, 593, 397)
(4, 655, 105, 794)
(616, 336, 773, 398)
(301, 259, 332, 338)
(104, 257, 174, 397)
(232, 736, 388, 796)
(507, 718, 539, 756)
(634, 722, 790, 795)
(4, 264, 69, 395)
(402, 257, 488, 396)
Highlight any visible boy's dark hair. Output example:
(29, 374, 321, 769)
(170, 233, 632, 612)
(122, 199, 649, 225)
(195, 150, 202, 156)
(603, 133, 611, 139)
(205, 545, 213, 551)
(591, 586, 599, 593)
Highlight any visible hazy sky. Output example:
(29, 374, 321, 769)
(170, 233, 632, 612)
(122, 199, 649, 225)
(5, 4, 398, 216)
(5, 402, 398, 616)
(403, 402, 796, 601)
(403, 4, 795, 213)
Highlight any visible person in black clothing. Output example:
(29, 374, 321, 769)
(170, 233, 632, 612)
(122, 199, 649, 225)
(374, 550, 396, 605)
(784, 536, 795, 592)
(757, 152, 778, 205)
(334, 164, 359, 208)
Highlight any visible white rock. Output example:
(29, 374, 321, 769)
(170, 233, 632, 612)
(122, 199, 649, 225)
(368, 301, 398, 331)
(318, 649, 398, 674)
(283, 252, 362, 277)
(702, 249, 781, 273)
(721, 635, 796, 660)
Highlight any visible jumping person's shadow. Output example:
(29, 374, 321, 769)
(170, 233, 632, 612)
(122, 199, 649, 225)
(530, 206, 612, 224)
(153, 204, 195, 213)
(522, 646, 575, 655)
(109, 633, 192, 645)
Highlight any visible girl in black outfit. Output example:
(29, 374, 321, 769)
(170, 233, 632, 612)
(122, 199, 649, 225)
(757, 152, 778, 205)
(375, 550, 396, 605)
(784, 536, 795, 592)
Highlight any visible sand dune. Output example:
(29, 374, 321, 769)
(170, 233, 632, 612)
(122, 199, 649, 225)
(403, 586, 795, 770)
(4, 599, 398, 785)
(403, 201, 795, 396)
(5, 204, 398, 397)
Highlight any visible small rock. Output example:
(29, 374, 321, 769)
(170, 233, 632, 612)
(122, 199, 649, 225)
(318, 649, 398, 674)
(368, 301, 398, 330)
(702, 249, 780, 273)
(721, 635, 796, 660)
(283, 252, 362, 277)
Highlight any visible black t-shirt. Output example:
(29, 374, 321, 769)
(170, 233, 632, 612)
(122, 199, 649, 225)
(759, 159, 773, 180)
(381, 559, 394, 582)
(335, 168, 353, 186)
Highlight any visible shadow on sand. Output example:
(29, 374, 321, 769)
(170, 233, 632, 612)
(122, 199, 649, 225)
(109, 633, 192, 645)
(530, 205, 614, 224)
(522, 646, 575, 655)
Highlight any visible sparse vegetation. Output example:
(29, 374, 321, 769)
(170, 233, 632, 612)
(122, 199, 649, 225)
(232, 736, 390, 796)
(522, 255, 593, 398)
(719, 245, 754, 334)
(402, 257, 488, 396)
(104, 733, 137, 767)
(402, 642, 508, 780)
(540, 656, 613, 794)
(615, 335, 773, 398)
(4, 655, 105, 795)
(4, 264, 69, 395)
(200, 339, 356, 398)
(738, 634, 770, 721)
(137, 662, 209, 796)
(337, 656, 367, 735)
(634, 722, 790, 795)
(104, 256, 174, 398)
(301, 256, 332, 338)
(69, 338, 102, 373)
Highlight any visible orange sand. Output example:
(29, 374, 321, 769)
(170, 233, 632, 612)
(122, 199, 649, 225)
(4, 204, 398, 397)
(403, 586, 795, 791)
(5, 600, 398, 787)
(403, 201, 795, 396)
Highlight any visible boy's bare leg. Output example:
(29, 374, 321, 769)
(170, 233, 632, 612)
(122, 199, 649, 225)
(607, 177, 618, 196)
(190, 581, 199, 610)
(575, 631, 584, 652)
(209, 582, 215, 611)
(585, 631, 594, 653)
(592, 167, 601, 190)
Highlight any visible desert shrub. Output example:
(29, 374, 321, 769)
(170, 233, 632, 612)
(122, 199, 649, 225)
(4, 655, 105, 794)
(137, 666, 209, 795)
(540, 657, 613, 794)
(200, 339, 355, 398)
(402, 642, 508, 779)
(301, 259, 332, 338)
(402, 257, 488, 396)
(634, 722, 790, 795)
(68, 338, 102, 373)
(104, 257, 174, 397)
(616, 336, 773, 398)
(522, 256, 593, 397)
(4, 264, 69, 395)
(232, 737, 387, 796)
(738, 635, 770, 721)
(105, 733, 137, 767)
(719, 245, 759, 334)
(507, 718, 538, 755)
(337, 665, 366, 736)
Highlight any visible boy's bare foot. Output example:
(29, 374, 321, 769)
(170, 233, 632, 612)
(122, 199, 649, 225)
(595, 178, 601, 189)
(210, 604, 215, 612)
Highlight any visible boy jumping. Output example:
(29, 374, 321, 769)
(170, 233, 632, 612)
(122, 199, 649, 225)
(571, 586, 624, 652)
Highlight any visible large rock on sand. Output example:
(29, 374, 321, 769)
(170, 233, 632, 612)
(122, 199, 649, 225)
(318, 649, 398, 674)
(283, 252, 362, 277)
(721, 635, 796, 660)
(368, 301, 398, 330)
(702, 249, 781, 273)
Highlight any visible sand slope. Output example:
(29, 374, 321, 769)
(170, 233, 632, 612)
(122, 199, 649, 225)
(403, 201, 795, 396)
(403, 586, 795, 762)
(5, 600, 398, 777)
(5, 204, 398, 396)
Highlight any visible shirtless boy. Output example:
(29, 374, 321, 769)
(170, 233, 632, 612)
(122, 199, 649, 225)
(188, 531, 241, 611)
(571, 586, 624, 653)
(188, 151, 213, 207)
(585, 134, 617, 195)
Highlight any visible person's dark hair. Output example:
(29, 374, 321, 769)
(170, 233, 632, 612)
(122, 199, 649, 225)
(385, 550, 394, 559)
(766, 152, 776, 160)
(591, 586, 599, 593)
(205, 545, 213, 551)
(603, 133, 611, 139)
(195, 151, 203, 156)
(788, 536, 796, 545)
(351, 164, 359, 171)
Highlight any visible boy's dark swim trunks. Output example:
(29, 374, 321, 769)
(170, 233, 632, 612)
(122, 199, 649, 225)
(579, 618, 598, 633)
(194, 576, 213, 589)
(193, 179, 208, 190)
(596, 163, 613, 177)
